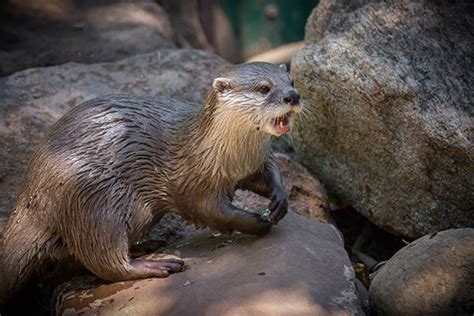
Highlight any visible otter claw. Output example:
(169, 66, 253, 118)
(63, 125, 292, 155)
(268, 193, 288, 224)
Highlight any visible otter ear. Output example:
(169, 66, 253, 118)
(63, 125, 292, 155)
(212, 78, 234, 93)
(279, 64, 287, 72)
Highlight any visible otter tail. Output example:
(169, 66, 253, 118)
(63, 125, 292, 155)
(0, 210, 50, 305)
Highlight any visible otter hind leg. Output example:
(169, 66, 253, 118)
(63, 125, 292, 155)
(72, 229, 184, 281)
(67, 209, 184, 282)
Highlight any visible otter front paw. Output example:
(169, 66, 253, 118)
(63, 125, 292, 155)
(251, 216, 273, 236)
(224, 214, 273, 236)
(268, 192, 288, 224)
(216, 204, 273, 236)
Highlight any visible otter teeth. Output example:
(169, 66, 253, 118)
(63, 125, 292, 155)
(274, 113, 290, 126)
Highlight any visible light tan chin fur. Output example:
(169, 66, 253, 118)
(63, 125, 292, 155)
(196, 105, 271, 182)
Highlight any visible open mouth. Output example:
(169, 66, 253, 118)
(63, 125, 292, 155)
(272, 112, 293, 135)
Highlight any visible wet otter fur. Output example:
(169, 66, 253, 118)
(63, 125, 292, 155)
(0, 62, 301, 303)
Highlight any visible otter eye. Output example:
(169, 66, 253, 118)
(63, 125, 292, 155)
(291, 79, 294, 87)
(258, 85, 271, 95)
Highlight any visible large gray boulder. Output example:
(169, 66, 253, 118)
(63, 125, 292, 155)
(0, 49, 228, 222)
(0, 0, 176, 76)
(54, 212, 364, 315)
(291, 0, 474, 238)
(370, 228, 474, 315)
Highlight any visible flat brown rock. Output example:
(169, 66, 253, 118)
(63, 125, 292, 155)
(55, 212, 363, 315)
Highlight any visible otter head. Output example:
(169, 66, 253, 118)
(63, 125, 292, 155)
(211, 62, 301, 137)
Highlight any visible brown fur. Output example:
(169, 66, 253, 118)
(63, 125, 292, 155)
(0, 62, 300, 303)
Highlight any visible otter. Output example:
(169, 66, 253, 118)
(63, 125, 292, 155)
(0, 62, 301, 303)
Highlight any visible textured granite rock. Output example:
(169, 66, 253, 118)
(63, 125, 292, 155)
(54, 212, 363, 315)
(291, 0, 474, 238)
(370, 228, 474, 315)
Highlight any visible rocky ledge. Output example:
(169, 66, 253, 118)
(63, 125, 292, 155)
(55, 212, 365, 316)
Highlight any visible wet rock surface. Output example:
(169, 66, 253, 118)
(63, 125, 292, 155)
(55, 212, 363, 316)
(0, 0, 176, 76)
(291, 0, 474, 238)
(369, 228, 474, 315)
(0, 49, 228, 222)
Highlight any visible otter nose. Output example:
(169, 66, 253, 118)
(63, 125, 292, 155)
(283, 91, 300, 105)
